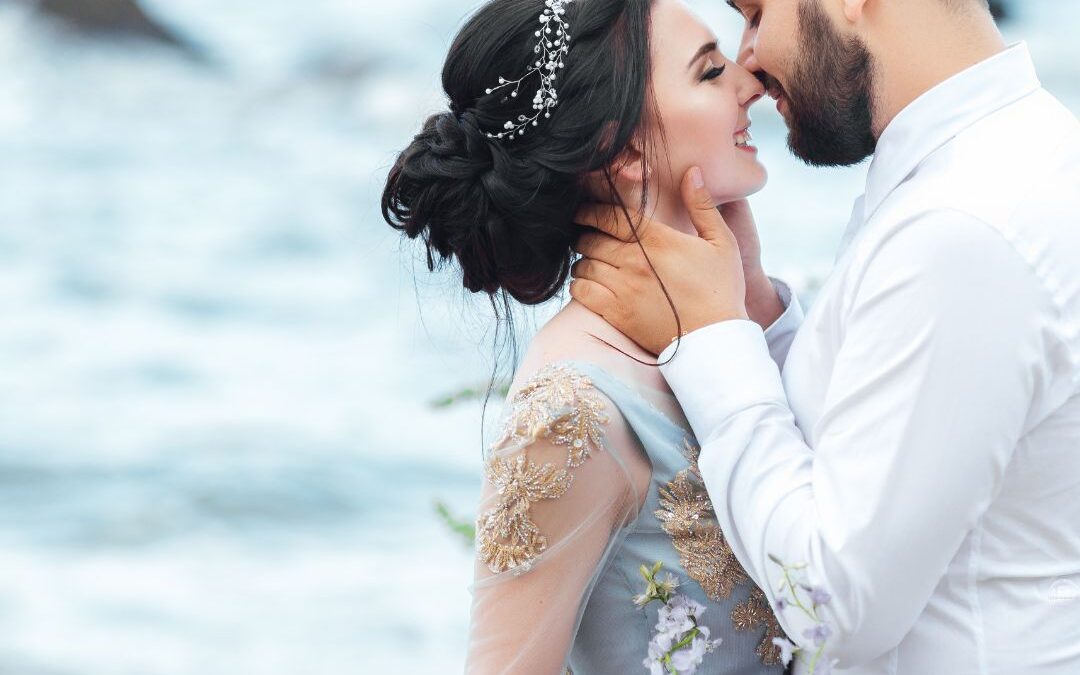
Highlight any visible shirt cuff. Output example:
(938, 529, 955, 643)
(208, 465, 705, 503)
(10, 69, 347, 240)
(657, 277, 804, 370)
(657, 320, 787, 432)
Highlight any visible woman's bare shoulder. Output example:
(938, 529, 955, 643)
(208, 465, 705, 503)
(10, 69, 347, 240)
(507, 299, 667, 394)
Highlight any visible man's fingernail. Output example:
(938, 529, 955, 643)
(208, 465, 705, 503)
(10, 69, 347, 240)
(690, 166, 704, 189)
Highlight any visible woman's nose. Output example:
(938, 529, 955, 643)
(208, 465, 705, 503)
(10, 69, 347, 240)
(736, 63, 766, 107)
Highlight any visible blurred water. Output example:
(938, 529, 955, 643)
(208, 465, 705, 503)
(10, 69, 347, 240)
(0, 1, 1076, 672)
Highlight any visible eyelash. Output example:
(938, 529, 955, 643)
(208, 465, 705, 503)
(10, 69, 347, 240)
(702, 65, 726, 81)
(736, 5, 761, 27)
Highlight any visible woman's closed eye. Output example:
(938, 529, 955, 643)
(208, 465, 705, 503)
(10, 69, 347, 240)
(701, 64, 726, 81)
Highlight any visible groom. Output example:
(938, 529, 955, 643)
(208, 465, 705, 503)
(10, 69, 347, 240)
(571, 0, 1080, 672)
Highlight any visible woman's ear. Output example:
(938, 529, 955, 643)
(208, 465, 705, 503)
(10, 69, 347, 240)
(588, 139, 647, 187)
(611, 140, 647, 184)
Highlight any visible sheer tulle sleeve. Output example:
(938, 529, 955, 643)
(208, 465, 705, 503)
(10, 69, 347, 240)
(465, 363, 645, 675)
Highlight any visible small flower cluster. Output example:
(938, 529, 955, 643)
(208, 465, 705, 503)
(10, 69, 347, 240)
(634, 562, 722, 675)
(767, 554, 839, 675)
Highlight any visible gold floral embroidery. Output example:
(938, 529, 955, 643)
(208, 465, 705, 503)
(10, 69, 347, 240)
(655, 439, 787, 666)
(477, 364, 610, 574)
(732, 586, 788, 665)
(476, 455, 573, 573)
(494, 363, 609, 467)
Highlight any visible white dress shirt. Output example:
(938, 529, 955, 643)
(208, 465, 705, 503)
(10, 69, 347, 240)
(657, 43, 1080, 674)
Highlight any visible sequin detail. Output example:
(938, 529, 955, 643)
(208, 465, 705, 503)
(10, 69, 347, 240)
(655, 439, 787, 666)
(732, 586, 788, 665)
(477, 364, 610, 574)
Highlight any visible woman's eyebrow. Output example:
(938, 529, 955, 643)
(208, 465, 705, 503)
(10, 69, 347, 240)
(687, 41, 718, 70)
(726, 0, 742, 13)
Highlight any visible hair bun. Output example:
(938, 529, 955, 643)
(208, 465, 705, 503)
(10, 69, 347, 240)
(426, 111, 497, 181)
(382, 110, 525, 297)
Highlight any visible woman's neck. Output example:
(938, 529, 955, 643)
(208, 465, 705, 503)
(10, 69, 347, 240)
(608, 178, 701, 237)
(644, 190, 696, 237)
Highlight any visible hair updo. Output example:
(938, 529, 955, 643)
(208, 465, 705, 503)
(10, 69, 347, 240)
(382, 0, 656, 305)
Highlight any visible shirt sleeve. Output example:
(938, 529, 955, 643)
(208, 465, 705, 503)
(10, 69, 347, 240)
(762, 276, 805, 371)
(657, 211, 1062, 667)
(465, 363, 641, 675)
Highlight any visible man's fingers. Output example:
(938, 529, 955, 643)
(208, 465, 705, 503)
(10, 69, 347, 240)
(680, 166, 732, 243)
(570, 257, 620, 287)
(568, 278, 618, 318)
(718, 198, 753, 224)
(574, 231, 630, 266)
(576, 203, 652, 242)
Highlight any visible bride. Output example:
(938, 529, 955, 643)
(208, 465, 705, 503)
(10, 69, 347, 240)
(383, 0, 796, 672)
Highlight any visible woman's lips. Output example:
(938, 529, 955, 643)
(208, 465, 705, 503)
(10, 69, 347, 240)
(734, 126, 756, 152)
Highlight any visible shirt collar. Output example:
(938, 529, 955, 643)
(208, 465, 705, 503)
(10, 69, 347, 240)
(861, 42, 1042, 223)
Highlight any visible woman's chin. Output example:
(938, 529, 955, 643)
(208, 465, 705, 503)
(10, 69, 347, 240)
(713, 159, 768, 200)
(726, 169, 768, 201)
(746, 177, 768, 198)
(744, 164, 768, 196)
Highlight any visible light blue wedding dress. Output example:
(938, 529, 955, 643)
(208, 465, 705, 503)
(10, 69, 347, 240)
(465, 358, 789, 675)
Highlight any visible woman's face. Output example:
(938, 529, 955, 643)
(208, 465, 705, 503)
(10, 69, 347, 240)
(644, 0, 768, 204)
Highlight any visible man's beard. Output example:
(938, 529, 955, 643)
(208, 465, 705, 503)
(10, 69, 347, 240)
(768, 0, 878, 167)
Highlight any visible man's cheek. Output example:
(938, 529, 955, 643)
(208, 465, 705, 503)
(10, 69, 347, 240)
(757, 48, 777, 81)
(756, 26, 788, 80)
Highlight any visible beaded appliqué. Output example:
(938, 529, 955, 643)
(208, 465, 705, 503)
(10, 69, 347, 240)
(655, 439, 787, 666)
(477, 364, 610, 575)
(492, 363, 608, 468)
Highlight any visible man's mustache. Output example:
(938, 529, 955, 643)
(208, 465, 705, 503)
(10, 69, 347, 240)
(755, 70, 785, 99)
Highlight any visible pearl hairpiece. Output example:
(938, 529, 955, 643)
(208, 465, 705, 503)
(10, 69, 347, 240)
(483, 0, 575, 141)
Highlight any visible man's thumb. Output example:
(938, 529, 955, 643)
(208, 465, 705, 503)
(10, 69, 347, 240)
(681, 166, 727, 242)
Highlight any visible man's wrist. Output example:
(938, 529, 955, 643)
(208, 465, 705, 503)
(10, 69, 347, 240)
(745, 271, 784, 330)
(666, 309, 750, 348)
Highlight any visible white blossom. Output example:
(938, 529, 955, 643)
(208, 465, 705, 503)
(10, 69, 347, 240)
(636, 564, 721, 675)
(656, 594, 702, 635)
(771, 637, 798, 667)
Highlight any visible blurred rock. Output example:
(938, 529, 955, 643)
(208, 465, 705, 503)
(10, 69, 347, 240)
(303, 50, 376, 86)
(32, 0, 204, 57)
(989, 0, 1010, 21)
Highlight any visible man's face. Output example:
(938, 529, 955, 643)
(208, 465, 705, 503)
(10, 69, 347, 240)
(727, 0, 878, 167)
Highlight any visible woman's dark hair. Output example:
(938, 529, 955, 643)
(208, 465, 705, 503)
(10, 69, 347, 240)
(381, 0, 660, 306)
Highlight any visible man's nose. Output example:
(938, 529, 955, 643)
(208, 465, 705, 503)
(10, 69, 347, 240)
(737, 46, 769, 92)
(736, 31, 757, 71)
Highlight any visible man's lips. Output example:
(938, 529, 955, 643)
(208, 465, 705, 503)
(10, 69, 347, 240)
(764, 79, 789, 116)
(761, 73, 784, 100)
(770, 89, 789, 116)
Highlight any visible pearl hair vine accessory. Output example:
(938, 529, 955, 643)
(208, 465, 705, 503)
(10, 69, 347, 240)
(483, 0, 575, 141)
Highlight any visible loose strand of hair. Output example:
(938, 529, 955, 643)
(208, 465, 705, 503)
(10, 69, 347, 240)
(479, 289, 518, 459)
(589, 165, 684, 368)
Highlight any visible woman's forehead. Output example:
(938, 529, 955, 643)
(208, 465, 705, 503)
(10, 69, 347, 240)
(651, 0, 720, 53)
